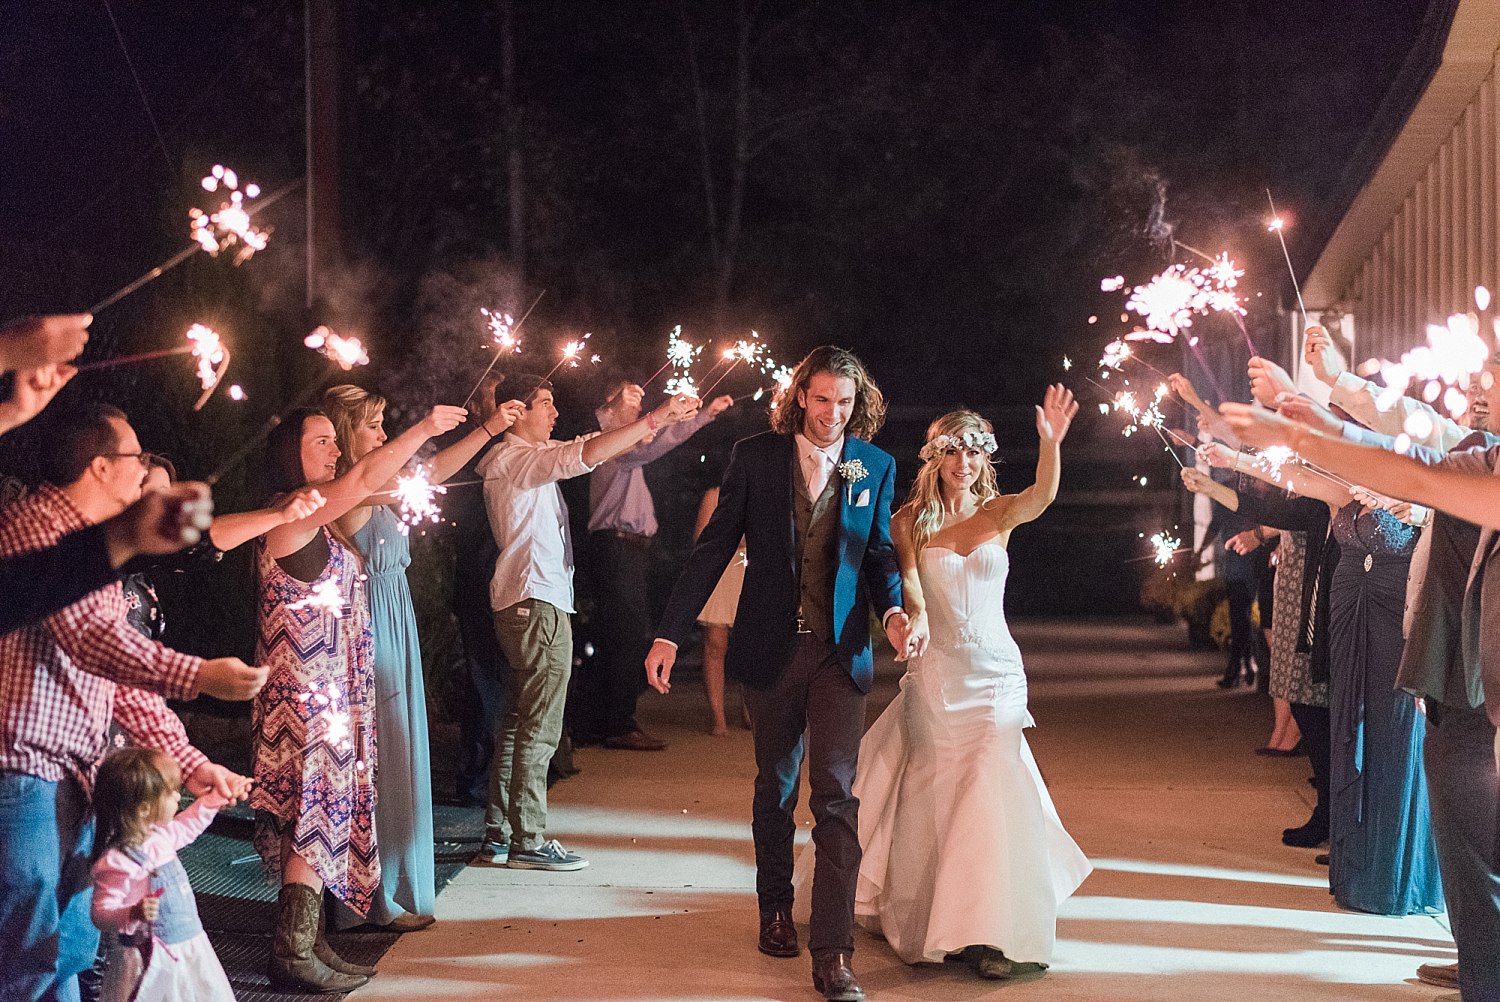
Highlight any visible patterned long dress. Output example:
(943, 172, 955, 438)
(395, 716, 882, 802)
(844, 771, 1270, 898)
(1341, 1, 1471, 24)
(250, 530, 380, 915)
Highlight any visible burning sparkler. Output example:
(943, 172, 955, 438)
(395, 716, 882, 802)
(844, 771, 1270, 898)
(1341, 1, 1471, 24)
(189, 165, 269, 264)
(461, 289, 546, 411)
(1148, 531, 1182, 566)
(304, 326, 369, 370)
(393, 467, 447, 534)
(288, 579, 346, 618)
(75, 322, 232, 411)
(481, 308, 521, 353)
(1364, 311, 1491, 422)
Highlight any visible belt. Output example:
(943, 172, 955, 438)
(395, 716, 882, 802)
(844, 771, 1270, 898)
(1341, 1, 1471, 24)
(595, 528, 654, 548)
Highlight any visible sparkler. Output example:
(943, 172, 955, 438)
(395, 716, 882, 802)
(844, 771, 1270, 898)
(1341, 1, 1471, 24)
(88, 174, 297, 315)
(701, 338, 762, 397)
(664, 374, 699, 398)
(1148, 531, 1182, 566)
(1364, 311, 1491, 423)
(392, 467, 447, 534)
(74, 323, 232, 411)
(288, 579, 346, 618)
(189, 165, 269, 262)
(303, 326, 369, 370)
(460, 289, 546, 411)
(1265, 189, 1308, 326)
(644, 325, 703, 388)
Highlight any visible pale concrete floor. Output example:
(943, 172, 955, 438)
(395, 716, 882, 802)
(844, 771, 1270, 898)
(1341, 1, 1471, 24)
(357, 620, 1455, 1001)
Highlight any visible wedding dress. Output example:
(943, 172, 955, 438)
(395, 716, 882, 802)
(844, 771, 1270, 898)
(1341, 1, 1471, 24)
(852, 541, 1090, 964)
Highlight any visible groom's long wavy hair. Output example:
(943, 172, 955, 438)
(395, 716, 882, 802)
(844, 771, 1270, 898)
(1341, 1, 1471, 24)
(905, 410, 1000, 549)
(770, 346, 887, 441)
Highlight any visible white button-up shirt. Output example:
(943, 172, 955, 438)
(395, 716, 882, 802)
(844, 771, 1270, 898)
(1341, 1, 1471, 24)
(794, 433, 843, 498)
(479, 431, 598, 614)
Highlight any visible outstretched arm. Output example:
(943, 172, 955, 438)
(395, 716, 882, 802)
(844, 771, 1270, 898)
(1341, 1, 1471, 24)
(1169, 372, 1243, 449)
(1001, 384, 1076, 528)
(1222, 402, 1500, 527)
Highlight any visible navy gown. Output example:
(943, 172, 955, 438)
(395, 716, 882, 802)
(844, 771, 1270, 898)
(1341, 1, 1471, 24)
(1327, 502, 1442, 915)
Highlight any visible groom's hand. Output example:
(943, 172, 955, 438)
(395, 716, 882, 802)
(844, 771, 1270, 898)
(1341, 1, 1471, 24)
(902, 611, 930, 661)
(884, 610, 910, 662)
(645, 639, 677, 694)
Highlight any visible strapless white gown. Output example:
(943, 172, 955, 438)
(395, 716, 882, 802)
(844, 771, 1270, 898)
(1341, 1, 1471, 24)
(852, 542, 1090, 965)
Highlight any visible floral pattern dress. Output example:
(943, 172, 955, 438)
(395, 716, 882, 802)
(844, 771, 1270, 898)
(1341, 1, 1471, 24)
(249, 530, 380, 915)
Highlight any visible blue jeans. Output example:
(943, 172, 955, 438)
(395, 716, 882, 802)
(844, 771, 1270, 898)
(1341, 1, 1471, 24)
(0, 771, 96, 1002)
(1425, 703, 1500, 1002)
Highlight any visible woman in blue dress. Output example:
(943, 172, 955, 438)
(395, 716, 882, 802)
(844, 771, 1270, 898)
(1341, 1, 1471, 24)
(323, 384, 524, 931)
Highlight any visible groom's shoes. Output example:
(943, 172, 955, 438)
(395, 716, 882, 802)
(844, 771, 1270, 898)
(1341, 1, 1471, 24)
(757, 910, 799, 957)
(811, 952, 864, 1001)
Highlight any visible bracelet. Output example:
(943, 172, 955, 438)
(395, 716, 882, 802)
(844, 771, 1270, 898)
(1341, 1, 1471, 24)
(645, 411, 658, 431)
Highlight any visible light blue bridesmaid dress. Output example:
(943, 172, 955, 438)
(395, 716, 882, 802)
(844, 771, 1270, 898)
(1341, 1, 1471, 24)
(333, 504, 435, 927)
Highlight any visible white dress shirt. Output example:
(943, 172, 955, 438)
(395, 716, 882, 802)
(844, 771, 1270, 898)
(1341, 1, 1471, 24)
(795, 433, 843, 499)
(478, 431, 598, 614)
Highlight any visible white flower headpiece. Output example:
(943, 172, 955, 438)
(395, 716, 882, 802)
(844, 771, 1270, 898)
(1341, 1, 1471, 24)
(918, 430, 998, 463)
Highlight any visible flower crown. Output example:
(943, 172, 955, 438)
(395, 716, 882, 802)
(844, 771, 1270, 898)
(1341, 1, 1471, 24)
(918, 430, 998, 463)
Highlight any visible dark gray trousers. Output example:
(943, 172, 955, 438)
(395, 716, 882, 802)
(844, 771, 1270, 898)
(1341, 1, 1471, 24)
(1425, 701, 1500, 1002)
(743, 633, 866, 958)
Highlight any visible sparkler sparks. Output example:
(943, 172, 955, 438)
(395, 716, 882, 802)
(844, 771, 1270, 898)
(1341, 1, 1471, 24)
(1366, 312, 1491, 421)
(665, 375, 699, 398)
(481, 308, 520, 352)
(1148, 531, 1182, 566)
(393, 467, 447, 534)
(189, 164, 269, 263)
(288, 579, 346, 618)
(185, 323, 232, 411)
(304, 326, 370, 370)
(1121, 260, 1245, 341)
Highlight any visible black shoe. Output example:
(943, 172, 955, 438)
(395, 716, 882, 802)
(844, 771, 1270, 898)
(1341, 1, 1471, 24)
(1215, 672, 1241, 689)
(811, 952, 864, 1001)
(1314, 853, 1330, 866)
(1282, 817, 1328, 848)
(757, 910, 798, 957)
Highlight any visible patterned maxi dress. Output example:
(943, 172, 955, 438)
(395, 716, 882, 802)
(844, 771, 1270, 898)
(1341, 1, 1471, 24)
(250, 530, 380, 915)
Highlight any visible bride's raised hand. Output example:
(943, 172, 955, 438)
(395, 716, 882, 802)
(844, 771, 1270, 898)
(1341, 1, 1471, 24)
(1036, 384, 1078, 444)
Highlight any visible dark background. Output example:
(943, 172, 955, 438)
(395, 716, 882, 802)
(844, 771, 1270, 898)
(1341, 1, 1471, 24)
(0, 0, 1432, 672)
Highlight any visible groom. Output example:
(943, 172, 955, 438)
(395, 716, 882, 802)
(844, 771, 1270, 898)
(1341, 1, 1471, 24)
(646, 346, 913, 1002)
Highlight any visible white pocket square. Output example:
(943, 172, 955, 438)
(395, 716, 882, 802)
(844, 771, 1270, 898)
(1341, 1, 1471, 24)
(855, 488, 870, 507)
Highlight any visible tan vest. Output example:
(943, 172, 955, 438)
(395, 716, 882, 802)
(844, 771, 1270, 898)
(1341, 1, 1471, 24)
(792, 452, 840, 641)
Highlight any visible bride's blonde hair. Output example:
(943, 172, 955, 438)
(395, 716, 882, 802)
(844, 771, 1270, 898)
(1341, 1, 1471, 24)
(905, 410, 999, 549)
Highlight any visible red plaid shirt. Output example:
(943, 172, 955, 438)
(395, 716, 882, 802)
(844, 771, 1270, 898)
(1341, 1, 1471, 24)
(0, 484, 206, 788)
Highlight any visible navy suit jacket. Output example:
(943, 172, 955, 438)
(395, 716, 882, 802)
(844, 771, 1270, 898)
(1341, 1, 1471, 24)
(657, 431, 902, 693)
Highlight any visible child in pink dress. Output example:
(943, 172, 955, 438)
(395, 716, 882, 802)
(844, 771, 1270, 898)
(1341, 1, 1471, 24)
(91, 747, 245, 1002)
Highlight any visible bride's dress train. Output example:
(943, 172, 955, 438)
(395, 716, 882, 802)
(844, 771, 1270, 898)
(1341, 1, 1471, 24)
(847, 541, 1090, 965)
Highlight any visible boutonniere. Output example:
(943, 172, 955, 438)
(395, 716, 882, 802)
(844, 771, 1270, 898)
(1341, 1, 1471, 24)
(837, 458, 869, 504)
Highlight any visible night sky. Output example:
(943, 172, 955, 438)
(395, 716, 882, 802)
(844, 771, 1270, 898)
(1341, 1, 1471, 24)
(0, 1, 1435, 645)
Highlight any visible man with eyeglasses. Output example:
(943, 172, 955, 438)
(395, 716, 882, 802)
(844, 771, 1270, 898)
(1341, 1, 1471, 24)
(0, 401, 267, 1002)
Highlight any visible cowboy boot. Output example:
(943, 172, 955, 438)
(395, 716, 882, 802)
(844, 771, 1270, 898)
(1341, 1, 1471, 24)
(267, 884, 368, 992)
(314, 897, 378, 978)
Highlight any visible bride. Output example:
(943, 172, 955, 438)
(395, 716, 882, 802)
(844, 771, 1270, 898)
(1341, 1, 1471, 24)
(855, 388, 1090, 979)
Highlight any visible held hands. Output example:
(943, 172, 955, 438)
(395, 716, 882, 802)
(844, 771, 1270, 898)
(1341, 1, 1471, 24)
(485, 399, 528, 436)
(1035, 384, 1078, 444)
(186, 761, 253, 803)
(0, 313, 91, 372)
(1247, 357, 1297, 409)
(644, 639, 677, 694)
(195, 658, 269, 701)
(419, 405, 469, 438)
(890, 610, 929, 662)
(1303, 325, 1346, 386)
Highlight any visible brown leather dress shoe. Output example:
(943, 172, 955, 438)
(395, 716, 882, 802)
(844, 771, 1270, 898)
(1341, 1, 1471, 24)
(757, 910, 799, 957)
(811, 952, 864, 1001)
(603, 729, 668, 751)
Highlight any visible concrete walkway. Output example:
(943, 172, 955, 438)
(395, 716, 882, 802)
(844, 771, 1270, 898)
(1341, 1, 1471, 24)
(356, 620, 1454, 1001)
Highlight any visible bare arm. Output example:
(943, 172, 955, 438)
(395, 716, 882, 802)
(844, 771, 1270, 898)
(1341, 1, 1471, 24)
(1180, 467, 1239, 511)
(405, 399, 527, 488)
(581, 393, 701, 468)
(1168, 372, 1243, 450)
(693, 486, 719, 541)
(1223, 402, 1500, 528)
(890, 507, 928, 661)
(266, 405, 466, 558)
(207, 487, 327, 552)
(1001, 384, 1076, 528)
(1198, 441, 1349, 508)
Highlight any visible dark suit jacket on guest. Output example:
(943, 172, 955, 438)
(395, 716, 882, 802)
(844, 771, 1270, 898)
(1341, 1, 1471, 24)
(656, 430, 902, 693)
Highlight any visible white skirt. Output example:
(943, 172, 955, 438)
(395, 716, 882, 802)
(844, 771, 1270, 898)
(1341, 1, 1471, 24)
(102, 931, 235, 1002)
(697, 544, 747, 627)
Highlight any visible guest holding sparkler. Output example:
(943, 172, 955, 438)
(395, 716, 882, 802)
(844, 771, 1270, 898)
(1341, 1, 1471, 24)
(472, 376, 701, 872)
(578, 373, 732, 751)
(0, 313, 90, 436)
(319, 383, 525, 932)
(0, 402, 263, 1002)
(251, 402, 465, 992)
(1192, 418, 1442, 916)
